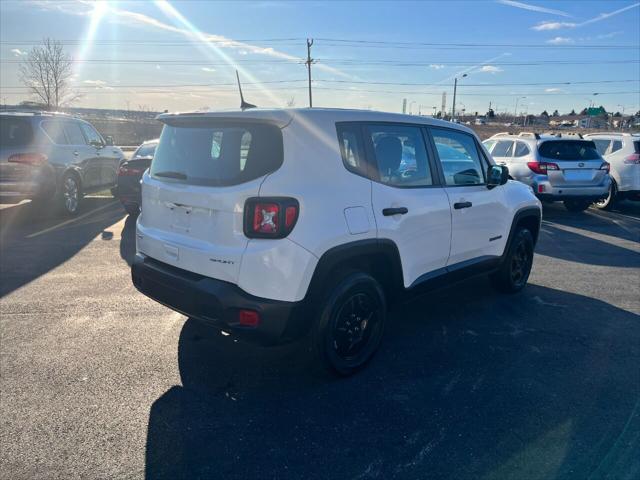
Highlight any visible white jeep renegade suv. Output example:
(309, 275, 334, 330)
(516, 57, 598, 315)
(132, 108, 542, 375)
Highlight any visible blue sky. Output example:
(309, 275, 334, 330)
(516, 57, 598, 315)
(1, 0, 639, 115)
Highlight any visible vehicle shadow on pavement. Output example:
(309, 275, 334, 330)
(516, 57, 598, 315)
(537, 203, 640, 268)
(0, 198, 125, 297)
(144, 278, 640, 480)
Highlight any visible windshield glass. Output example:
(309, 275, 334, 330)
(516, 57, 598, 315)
(151, 122, 283, 186)
(538, 140, 601, 161)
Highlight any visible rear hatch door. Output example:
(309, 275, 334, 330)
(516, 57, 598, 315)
(0, 116, 36, 184)
(538, 140, 606, 187)
(137, 115, 285, 284)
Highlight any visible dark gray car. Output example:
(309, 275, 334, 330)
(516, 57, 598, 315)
(0, 111, 125, 215)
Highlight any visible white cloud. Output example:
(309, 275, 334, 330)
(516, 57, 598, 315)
(83, 79, 107, 85)
(10, 48, 27, 57)
(546, 36, 575, 45)
(545, 88, 562, 93)
(596, 31, 623, 39)
(201, 67, 216, 72)
(532, 2, 639, 31)
(479, 65, 503, 74)
(532, 21, 576, 31)
(429, 64, 445, 70)
(497, 0, 571, 17)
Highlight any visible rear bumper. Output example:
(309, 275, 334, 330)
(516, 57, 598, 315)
(114, 178, 142, 208)
(534, 179, 610, 202)
(618, 190, 640, 201)
(131, 253, 306, 345)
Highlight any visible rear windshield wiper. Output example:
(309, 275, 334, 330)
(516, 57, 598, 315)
(154, 170, 187, 180)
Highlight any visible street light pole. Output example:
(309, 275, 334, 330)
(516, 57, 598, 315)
(451, 73, 467, 120)
(514, 96, 526, 125)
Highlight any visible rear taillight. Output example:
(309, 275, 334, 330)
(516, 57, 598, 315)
(244, 197, 299, 239)
(8, 153, 48, 166)
(624, 154, 640, 165)
(527, 161, 559, 175)
(600, 162, 610, 172)
(118, 164, 143, 176)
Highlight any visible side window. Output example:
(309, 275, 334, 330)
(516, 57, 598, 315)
(491, 140, 514, 157)
(514, 142, 531, 157)
(611, 140, 623, 153)
(80, 123, 103, 146)
(211, 131, 223, 159)
(337, 124, 367, 177)
(365, 124, 433, 187)
(63, 122, 87, 146)
(431, 128, 485, 186)
(41, 120, 68, 145)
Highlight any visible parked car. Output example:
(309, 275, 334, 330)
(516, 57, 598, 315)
(131, 108, 541, 376)
(583, 133, 640, 209)
(0, 111, 124, 215)
(114, 139, 158, 215)
(483, 132, 611, 212)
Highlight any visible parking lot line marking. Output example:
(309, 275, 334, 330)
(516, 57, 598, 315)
(26, 201, 119, 239)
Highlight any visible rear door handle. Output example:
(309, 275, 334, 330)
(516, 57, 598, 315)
(454, 201, 473, 210)
(382, 207, 408, 216)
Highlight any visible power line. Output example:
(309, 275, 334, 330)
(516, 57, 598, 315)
(2, 38, 637, 49)
(2, 59, 638, 67)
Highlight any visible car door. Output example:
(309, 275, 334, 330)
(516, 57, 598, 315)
(360, 123, 452, 287)
(79, 122, 119, 187)
(429, 127, 510, 266)
(59, 121, 97, 188)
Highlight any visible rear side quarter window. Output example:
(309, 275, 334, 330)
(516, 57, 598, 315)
(336, 123, 368, 178)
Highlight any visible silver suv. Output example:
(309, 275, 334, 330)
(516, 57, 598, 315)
(484, 132, 611, 212)
(0, 111, 125, 215)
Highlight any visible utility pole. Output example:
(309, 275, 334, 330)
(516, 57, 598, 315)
(451, 74, 467, 120)
(306, 38, 314, 108)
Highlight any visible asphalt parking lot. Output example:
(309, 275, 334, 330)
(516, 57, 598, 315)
(0, 198, 639, 480)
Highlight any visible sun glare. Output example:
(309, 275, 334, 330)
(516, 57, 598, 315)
(153, 0, 284, 107)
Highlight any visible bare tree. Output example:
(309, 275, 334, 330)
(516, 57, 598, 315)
(19, 38, 75, 109)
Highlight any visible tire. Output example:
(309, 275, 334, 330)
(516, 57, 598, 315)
(311, 271, 386, 376)
(490, 227, 534, 294)
(563, 199, 591, 212)
(59, 173, 82, 216)
(593, 181, 617, 211)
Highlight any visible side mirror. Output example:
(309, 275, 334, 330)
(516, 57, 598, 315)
(487, 165, 509, 189)
(105, 136, 114, 146)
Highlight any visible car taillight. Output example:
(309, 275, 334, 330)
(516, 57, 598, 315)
(600, 162, 610, 172)
(8, 153, 48, 166)
(527, 161, 559, 175)
(118, 164, 143, 176)
(624, 154, 640, 164)
(244, 197, 299, 239)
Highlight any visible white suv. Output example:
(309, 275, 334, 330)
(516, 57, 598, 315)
(131, 109, 541, 375)
(483, 132, 611, 212)
(584, 133, 640, 209)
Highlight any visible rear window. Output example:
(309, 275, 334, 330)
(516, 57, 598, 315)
(134, 143, 157, 158)
(634, 141, 640, 154)
(0, 117, 33, 146)
(538, 140, 601, 161)
(151, 122, 283, 186)
(592, 139, 610, 155)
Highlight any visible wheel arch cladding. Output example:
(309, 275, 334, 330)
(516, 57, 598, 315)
(510, 207, 542, 249)
(305, 239, 404, 303)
